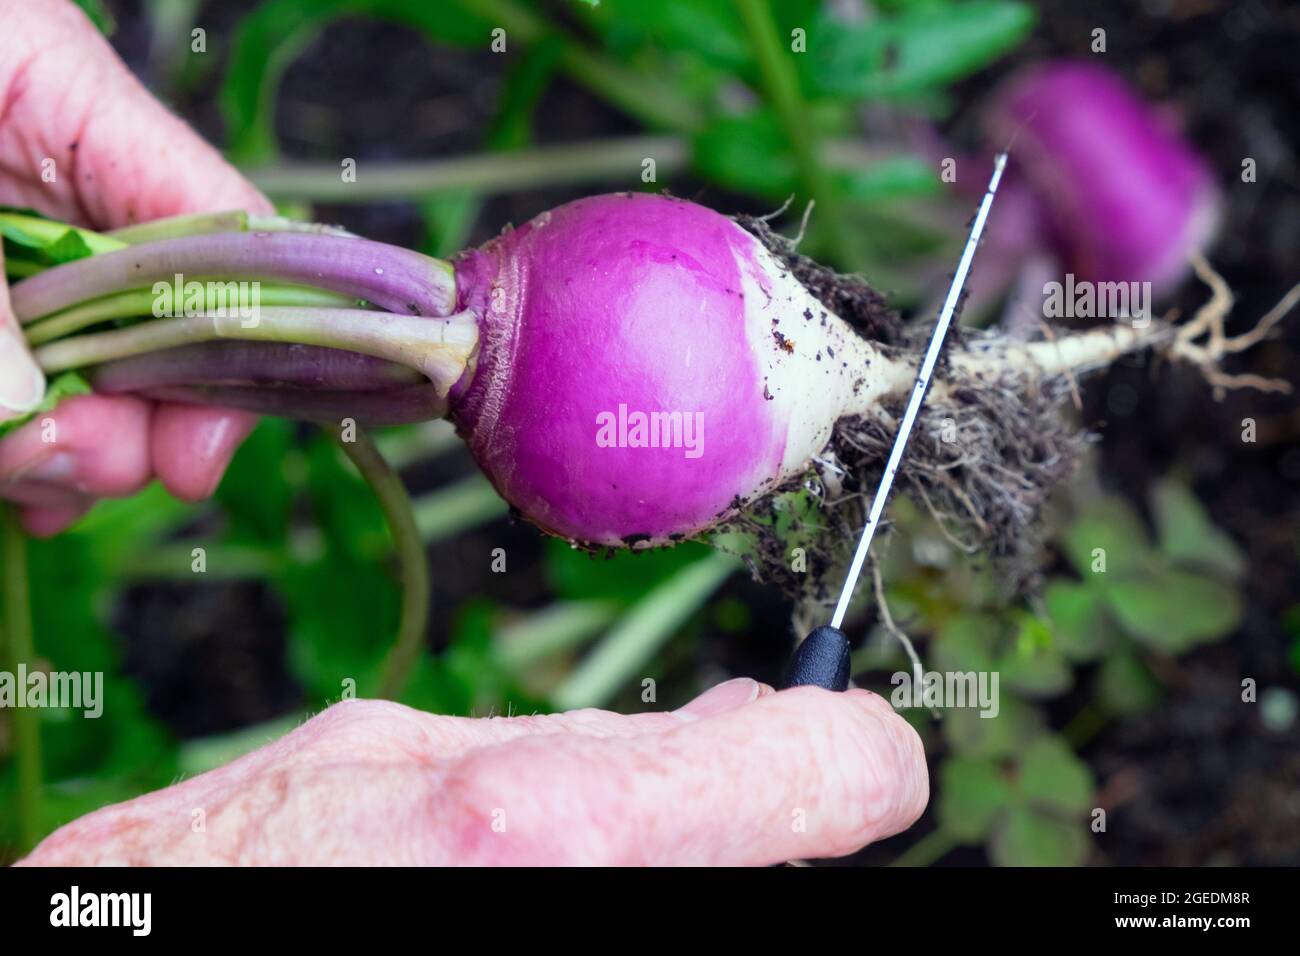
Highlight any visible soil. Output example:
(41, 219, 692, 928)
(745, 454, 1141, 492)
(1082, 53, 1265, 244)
(101, 0, 1299, 865)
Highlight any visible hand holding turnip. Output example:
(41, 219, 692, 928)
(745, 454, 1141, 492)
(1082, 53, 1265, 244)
(0, 0, 270, 535)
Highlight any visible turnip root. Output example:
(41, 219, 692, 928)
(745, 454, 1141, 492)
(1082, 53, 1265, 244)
(4, 195, 1290, 569)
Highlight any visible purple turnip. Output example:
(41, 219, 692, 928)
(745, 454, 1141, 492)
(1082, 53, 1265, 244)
(4, 192, 1286, 566)
(983, 60, 1221, 294)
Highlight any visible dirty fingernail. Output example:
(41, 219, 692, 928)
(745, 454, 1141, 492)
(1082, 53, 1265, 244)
(675, 677, 760, 722)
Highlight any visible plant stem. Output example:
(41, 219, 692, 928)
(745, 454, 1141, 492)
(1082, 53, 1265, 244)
(459, 0, 704, 132)
(31, 308, 479, 393)
(328, 428, 429, 701)
(137, 382, 449, 426)
(90, 340, 423, 394)
(248, 136, 904, 203)
(106, 211, 355, 244)
(1, 504, 42, 852)
(112, 542, 285, 581)
(890, 827, 959, 867)
(107, 210, 250, 243)
(551, 552, 737, 711)
(411, 474, 509, 542)
(0, 212, 128, 256)
(249, 136, 690, 202)
(493, 600, 622, 672)
(10, 232, 457, 323)
(24, 284, 357, 345)
(733, 0, 854, 267)
(376, 420, 460, 470)
(4, 259, 43, 279)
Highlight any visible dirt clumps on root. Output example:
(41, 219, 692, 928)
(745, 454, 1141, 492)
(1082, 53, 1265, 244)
(734, 213, 903, 345)
(721, 341, 1087, 604)
(726, 211, 1093, 607)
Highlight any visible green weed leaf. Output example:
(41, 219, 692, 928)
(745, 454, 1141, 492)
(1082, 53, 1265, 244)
(938, 756, 1010, 842)
(806, 2, 1034, 98)
(1151, 477, 1245, 577)
(1017, 735, 1094, 815)
(1102, 564, 1241, 652)
(990, 804, 1089, 866)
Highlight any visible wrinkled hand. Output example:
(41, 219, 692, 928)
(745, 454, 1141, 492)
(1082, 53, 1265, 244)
(19, 682, 929, 866)
(0, 0, 270, 535)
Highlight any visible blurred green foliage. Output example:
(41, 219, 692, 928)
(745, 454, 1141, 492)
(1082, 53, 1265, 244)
(215, 0, 1033, 279)
(877, 477, 1245, 865)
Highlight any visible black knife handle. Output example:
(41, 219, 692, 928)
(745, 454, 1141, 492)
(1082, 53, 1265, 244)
(779, 625, 852, 691)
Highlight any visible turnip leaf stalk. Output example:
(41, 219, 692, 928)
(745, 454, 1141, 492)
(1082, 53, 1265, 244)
(329, 428, 430, 700)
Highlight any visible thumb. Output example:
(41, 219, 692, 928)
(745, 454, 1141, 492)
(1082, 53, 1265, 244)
(0, 247, 45, 419)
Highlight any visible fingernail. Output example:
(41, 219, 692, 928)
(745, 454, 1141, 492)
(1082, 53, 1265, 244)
(675, 677, 760, 722)
(196, 415, 246, 498)
(0, 328, 46, 415)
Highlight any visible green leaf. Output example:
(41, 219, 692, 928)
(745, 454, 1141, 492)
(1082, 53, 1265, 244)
(937, 756, 1011, 842)
(1102, 564, 1242, 653)
(14, 531, 178, 793)
(214, 418, 297, 544)
(1096, 649, 1162, 716)
(277, 553, 399, 700)
(72, 0, 116, 34)
(806, 2, 1035, 99)
(1043, 578, 1111, 661)
(692, 112, 797, 199)
(1061, 496, 1150, 578)
(933, 612, 999, 674)
(594, 0, 751, 72)
(943, 695, 1041, 759)
(1017, 736, 1094, 814)
(74, 482, 194, 553)
(40, 230, 94, 266)
(999, 613, 1072, 697)
(990, 805, 1090, 866)
(408, 599, 545, 717)
(837, 154, 940, 201)
(305, 437, 389, 561)
(2, 226, 92, 272)
(694, 113, 938, 204)
(1151, 477, 1245, 577)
